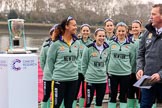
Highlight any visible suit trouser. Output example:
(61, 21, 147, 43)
(127, 73, 140, 99)
(141, 83, 162, 108)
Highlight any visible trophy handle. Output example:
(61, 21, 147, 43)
(8, 20, 13, 50)
(22, 29, 26, 50)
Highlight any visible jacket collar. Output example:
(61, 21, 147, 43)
(113, 37, 130, 44)
(91, 40, 109, 49)
(145, 23, 162, 37)
(58, 34, 78, 42)
(145, 23, 156, 35)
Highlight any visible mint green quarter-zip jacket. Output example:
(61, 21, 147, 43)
(108, 38, 136, 76)
(47, 35, 80, 81)
(78, 38, 92, 74)
(40, 38, 53, 81)
(81, 42, 109, 83)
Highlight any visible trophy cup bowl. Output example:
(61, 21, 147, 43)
(11, 19, 24, 47)
(12, 20, 24, 38)
(7, 19, 31, 54)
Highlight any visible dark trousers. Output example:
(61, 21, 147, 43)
(51, 80, 78, 108)
(43, 80, 52, 102)
(107, 73, 111, 98)
(140, 83, 162, 108)
(128, 73, 141, 99)
(109, 75, 130, 103)
(75, 73, 85, 99)
(84, 82, 106, 107)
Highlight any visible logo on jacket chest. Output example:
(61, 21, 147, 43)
(112, 45, 116, 49)
(146, 34, 153, 45)
(59, 46, 65, 51)
(146, 39, 152, 46)
(80, 45, 84, 49)
(91, 52, 97, 57)
(148, 33, 152, 39)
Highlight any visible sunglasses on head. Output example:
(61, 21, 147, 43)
(132, 20, 142, 26)
(116, 22, 127, 27)
(104, 18, 113, 23)
(67, 16, 73, 22)
(95, 28, 105, 34)
(81, 24, 91, 28)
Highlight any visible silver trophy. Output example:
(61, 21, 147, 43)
(7, 19, 30, 54)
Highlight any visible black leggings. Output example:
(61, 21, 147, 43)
(128, 73, 141, 99)
(74, 73, 85, 99)
(84, 82, 106, 107)
(43, 80, 52, 102)
(109, 75, 130, 103)
(51, 80, 78, 108)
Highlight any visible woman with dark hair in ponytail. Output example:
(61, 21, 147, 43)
(47, 16, 80, 108)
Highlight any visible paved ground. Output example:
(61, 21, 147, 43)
(38, 94, 162, 108)
(38, 102, 162, 108)
(38, 101, 110, 108)
(38, 94, 114, 108)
